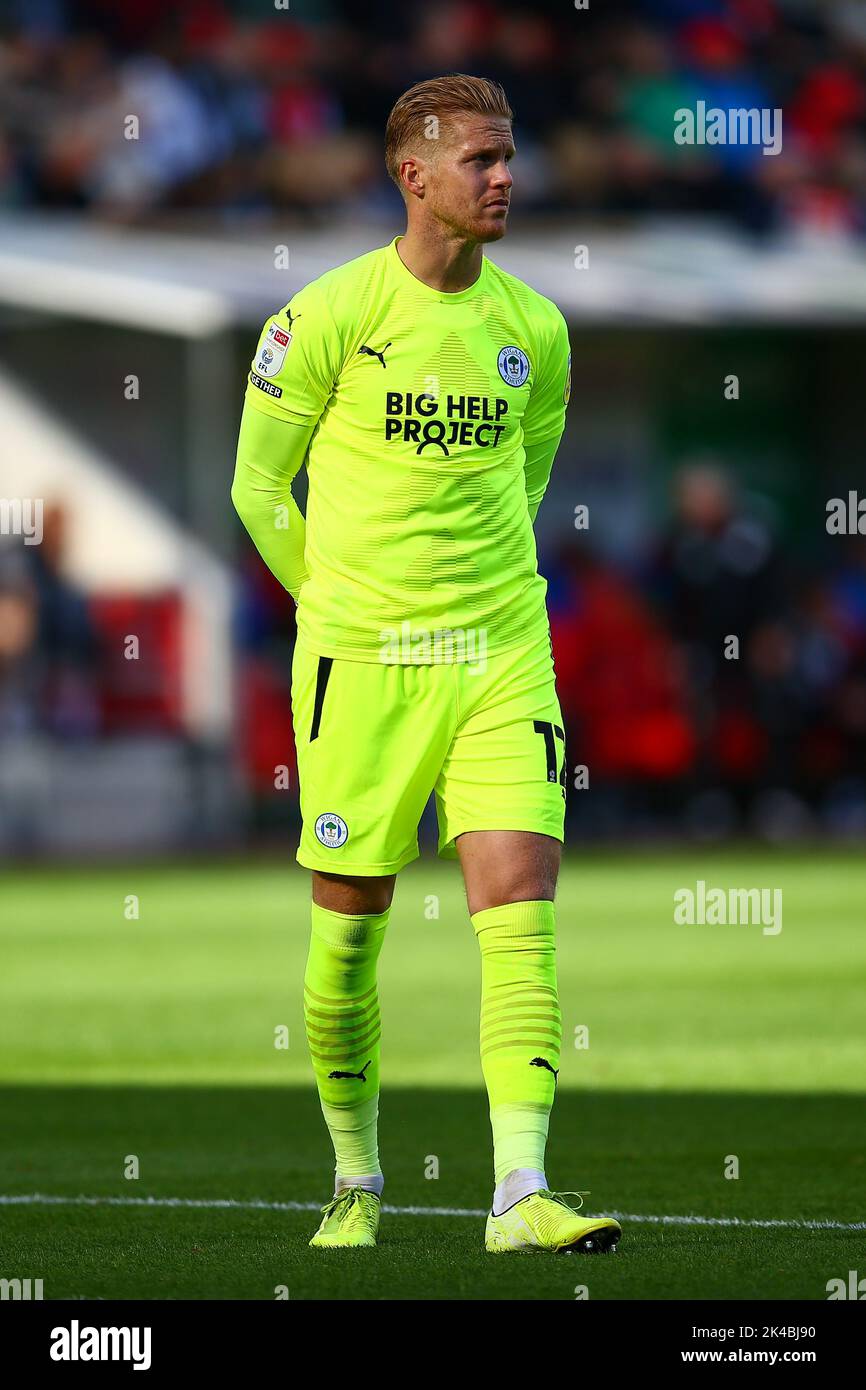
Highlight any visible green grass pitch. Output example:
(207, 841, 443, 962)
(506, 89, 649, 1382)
(1, 849, 864, 1300)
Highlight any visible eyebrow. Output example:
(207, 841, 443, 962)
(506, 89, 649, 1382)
(466, 142, 516, 159)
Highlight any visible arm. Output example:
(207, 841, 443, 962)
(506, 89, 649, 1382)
(524, 434, 562, 526)
(231, 404, 314, 603)
(522, 308, 571, 524)
(232, 279, 343, 600)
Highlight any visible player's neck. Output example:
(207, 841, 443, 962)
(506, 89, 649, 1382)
(396, 226, 484, 294)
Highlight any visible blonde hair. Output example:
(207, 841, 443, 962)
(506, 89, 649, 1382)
(385, 74, 513, 192)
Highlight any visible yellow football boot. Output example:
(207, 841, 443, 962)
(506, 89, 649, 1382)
(309, 1187, 380, 1248)
(485, 1189, 621, 1254)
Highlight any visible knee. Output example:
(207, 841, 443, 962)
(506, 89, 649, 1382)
(307, 897, 389, 991)
(312, 871, 395, 916)
(471, 883, 557, 916)
(471, 860, 559, 915)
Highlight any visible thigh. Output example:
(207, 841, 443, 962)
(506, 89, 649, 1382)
(434, 632, 567, 863)
(291, 641, 456, 876)
(456, 828, 561, 916)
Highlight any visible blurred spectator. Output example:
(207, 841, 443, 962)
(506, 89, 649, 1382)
(0, 547, 40, 735)
(0, 504, 100, 737)
(549, 540, 696, 782)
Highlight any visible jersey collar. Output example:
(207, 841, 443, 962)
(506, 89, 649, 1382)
(389, 235, 488, 303)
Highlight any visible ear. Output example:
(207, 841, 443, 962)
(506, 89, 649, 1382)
(400, 152, 427, 201)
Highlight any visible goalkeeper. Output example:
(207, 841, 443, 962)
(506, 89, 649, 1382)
(232, 74, 621, 1257)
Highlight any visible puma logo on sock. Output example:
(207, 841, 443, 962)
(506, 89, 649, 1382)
(328, 1060, 373, 1081)
(530, 1056, 559, 1080)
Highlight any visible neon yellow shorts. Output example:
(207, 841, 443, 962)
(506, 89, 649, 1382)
(290, 631, 566, 875)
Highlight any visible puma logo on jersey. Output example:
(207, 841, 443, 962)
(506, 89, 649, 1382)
(328, 1059, 373, 1082)
(358, 342, 391, 368)
(530, 1056, 559, 1080)
(285, 308, 301, 329)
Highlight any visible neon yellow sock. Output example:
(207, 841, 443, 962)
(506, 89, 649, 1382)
(304, 902, 389, 1181)
(471, 900, 561, 1184)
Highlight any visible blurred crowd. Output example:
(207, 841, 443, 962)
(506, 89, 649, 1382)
(4, 469, 865, 840)
(547, 465, 866, 838)
(234, 462, 866, 840)
(2, 0, 866, 236)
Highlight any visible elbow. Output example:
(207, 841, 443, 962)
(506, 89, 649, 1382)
(230, 475, 249, 525)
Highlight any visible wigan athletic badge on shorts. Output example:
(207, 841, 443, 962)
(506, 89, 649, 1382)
(497, 345, 530, 387)
(315, 812, 349, 848)
(255, 323, 292, 377)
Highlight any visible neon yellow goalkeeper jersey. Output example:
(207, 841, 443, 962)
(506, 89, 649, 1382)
(244, 235, 570, 663)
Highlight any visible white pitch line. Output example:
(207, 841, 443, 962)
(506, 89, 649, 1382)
(0, 1194, 864, 1232)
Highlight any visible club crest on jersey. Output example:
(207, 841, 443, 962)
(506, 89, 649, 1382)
(315, 812, 349, 848)
(497, 345, 530, 387)
(255, 323, 292, 377)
